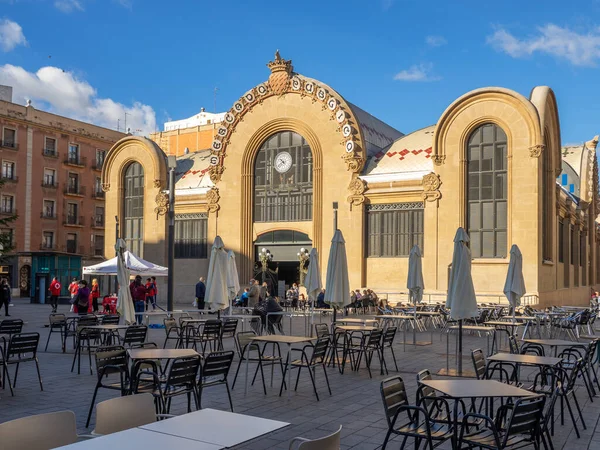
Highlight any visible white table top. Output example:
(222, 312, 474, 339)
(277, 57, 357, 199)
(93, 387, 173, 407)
(57, 427, 220, 449)
(139, 408, 289, 448)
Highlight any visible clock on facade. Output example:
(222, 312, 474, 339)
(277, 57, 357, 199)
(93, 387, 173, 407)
(274, 151, 293, 173)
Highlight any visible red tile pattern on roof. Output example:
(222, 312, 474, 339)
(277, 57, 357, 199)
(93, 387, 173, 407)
(380, 147, 432, 161)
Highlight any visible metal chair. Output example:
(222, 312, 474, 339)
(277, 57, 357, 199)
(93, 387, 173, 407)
(288, 425, 342, 450)
(0, 410, 79, 450)
(380, 375, 452, 450)
(162, 317, 182, 348)
(0, 332, 43, 396)
(0, 319, 23, 336)
(158, 355, 202, 414)
(70, 315, 100, 375)
(198, 350, 235, 411)
(219, 318, 238, 350)
(45, 313, 66, 352)
(232, 330, 283, 394)
(101, 315, 120, 325)
(92, 393, 165, 436)
(381, 326, 399, 372)
(279, 337, 331, 401)
(122, 325, 147, 348)
(314, 323, 329, 338)
(85, 345, 129, 427)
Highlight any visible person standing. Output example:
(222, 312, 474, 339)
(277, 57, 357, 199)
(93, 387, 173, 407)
(248, 279, 260, 308)
(48, 277, 61, 313)
(151, 276, 158, 308)
(129, 275, 147, 324)
(195, 277, 206, 310)
(75, 280, 90, 315)
(68, 278, 79, 312)
(0, 278, 10, 316)
(91, 279, 100, 313)
(145, 278, 156, 311)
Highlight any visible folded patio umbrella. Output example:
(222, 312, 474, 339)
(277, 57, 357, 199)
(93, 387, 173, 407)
(504, 244, 526, 323)
(226, 250, 240, 315)
(304, 248, 322, 334)
(205, 236, 229, 313)
(324, 230, 350, 322)
(446, 228, 478, 374)
(407, 244, 424, 345)
(115, 239, 135, 325)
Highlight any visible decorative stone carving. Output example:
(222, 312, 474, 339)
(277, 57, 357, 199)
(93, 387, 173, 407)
(267, 50, 293, 96)
(422, 172, 442, 202)
(101, 182, 110, 192)
(154, 192, 169, 217)
(347, 177, 366, 207)
(431, 154, 445, 166)
(343, 153, 363, 174)
(153, 179, 162, 189)
(206, 187, 220, 213)
(529, 144, 545, 158)
(208, 165, 224, 184)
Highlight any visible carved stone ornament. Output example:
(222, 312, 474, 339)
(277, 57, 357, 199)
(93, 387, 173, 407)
(343, 153, 363, 173)
(101, 182, 110, 192)
(208, 164, 224, 184)
(206, 187, 220, 213)
(267, 50, 293, 96)
(529, 144, 545, 158)
(153, 179, 162, 189)
(431, 154, 445, 166)
(347, 177, 367, 207)
(422, 172, 442, 202)
(154, 191, 169, 218)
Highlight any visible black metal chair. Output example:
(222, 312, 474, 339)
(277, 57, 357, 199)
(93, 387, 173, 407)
(232, 331, 283, 394)
(85, 345, 129, 427)
(159, 355, 202, 414)
(458, 395, 546, 450)
(198, 320, 222, 353)
(279, 337, 331, 401)
(198, 351, 235, 411)
(0, 319, 23, 336)
(381, 326, 399, 372)
(314, 323, 329, 338)
(219, 318, 238, 350)
(380, 375, 452, 450)
(0, 333, 43, 396)
(70, 316, 101, 375)
(162, 317, 182, 349)
(45, 313, 66, 352)
(101, 315, 120, 325)
(122, 325, 147, 348)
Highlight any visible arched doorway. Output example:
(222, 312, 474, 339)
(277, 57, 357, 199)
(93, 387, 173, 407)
(254, 230, 312, 297)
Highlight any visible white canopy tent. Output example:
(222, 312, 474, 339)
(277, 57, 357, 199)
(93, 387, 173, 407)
(83, 251, 168, 277)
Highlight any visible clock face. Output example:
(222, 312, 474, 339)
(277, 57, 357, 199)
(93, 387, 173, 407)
(274, 151, 293, 174)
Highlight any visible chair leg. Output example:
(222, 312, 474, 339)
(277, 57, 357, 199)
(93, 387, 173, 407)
(45, 330, 52, 352)
(294, 366, 302, 391)
(278, 363, 288, 397)
(563, 395, 580, 438)
(258, 360, 267, 395)
(3, 364, 13, 396)
(306, 364, 319, 401)
(231, 358, 243, 390)
(322, 363, 331, 395)
(225, 382, 234, 412)
(71, 343, 79, 373)
(35, 358, 43, 391)
(187, 392, 191, 413)
(86, 385, 100, 427)
(572, 392, 587, 429)
(390, 346, 399, 372)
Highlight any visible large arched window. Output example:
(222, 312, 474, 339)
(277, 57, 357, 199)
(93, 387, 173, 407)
(123, 162, 144, 256)
(467, 123, 507, 258)
(254, 131, 313, 222)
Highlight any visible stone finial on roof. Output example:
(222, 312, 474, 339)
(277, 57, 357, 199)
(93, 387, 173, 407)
(267, 51, 293, 96)
(585, 135, 599, 151)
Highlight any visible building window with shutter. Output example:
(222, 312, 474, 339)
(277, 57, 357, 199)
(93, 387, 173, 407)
(174, 214, 208, 259)
(366, 203, 424, 257)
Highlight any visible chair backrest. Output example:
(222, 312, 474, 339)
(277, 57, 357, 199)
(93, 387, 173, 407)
(0, 319, 23, 335)
(166, 356, 201, 387)
(201, 350, 235, 380)
(380, 376, 408, 428)
(0, 410, 78, 450)
(221, 318, 238, 337)
(383, 327, 397, 346)
(314, 323, 329, 338)
(94, 393, 156, 435)
(471, 348, 486, 379)
(123, 325, 147, 345)
(77, 315, 99, 330)
(49, 313, 66, 327)
(164, 317, 178, 334)
(416, 369, 437, 400)
(94, 345, 127, 377)
(178, 313, 192, 325)
(291, 425, 342, 450)
(102, 315, 120, 325)
(310, 337, 330, 364)
(367, 329, 383, 347)
(503, 395, 545, 444)
(202, 319, 222, 337)
(236, 330, 258, 354)
(8, 333, 39, 358)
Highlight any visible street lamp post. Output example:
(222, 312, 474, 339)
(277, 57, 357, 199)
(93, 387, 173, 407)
(167, 155, 177, 313)
(333, 202, 338, 232)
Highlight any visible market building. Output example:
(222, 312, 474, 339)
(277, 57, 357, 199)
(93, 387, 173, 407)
(102, 53, 600, 307)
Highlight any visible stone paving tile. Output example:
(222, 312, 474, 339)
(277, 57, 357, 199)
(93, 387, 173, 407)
(0, 303, 599, 449)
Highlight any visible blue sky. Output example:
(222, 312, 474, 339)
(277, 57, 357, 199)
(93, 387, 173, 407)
(0, 0, 599, 143)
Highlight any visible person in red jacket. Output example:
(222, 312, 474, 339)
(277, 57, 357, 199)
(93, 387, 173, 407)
(145, 277, 156, 311)
(48, 277, 62, 313)
(129, 275, 147, 324)
(91, 279, 100, 313)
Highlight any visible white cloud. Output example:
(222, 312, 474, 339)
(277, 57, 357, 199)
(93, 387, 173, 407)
(54, 0, 84, 13)
(0, 64, 156, 135)
(0, 19, 27, 52)
(425, 35, 447, 47)
(393, 63, 441, 82)
(487, 24, 600, 67)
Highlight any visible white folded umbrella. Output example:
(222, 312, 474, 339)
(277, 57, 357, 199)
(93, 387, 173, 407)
(226, 250, 240, 314)
(324, 230, 350, 321)
(304, 248, 322, 302)
(205, 236, 229, 312)
(407, 244, 424, 345)
(115, 239, 135, 324)
(504, 244, 526, 322)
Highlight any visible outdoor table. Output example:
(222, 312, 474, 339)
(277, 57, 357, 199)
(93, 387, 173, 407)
(487, 352, 562, 383)
(245, 335, 314, 397)
(82, 324, 131, 345)
(440, 325, 494, 377)
(523, 338, 584, 356)
(334, 326, 377, 373)
(264, 311, 294, 335)
(57, 427, 220, 449)
(179, 318, 209, 347)
(127, 348, 199, 360)
(334, 318, 379, 326)
(485, 321, 522, 353)
(139, 408, 289, 448)
(419, 379, 536, 447)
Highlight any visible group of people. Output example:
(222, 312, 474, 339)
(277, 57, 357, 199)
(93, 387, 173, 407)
(129, 275, 159, 324)
(349, 288, 379, 309)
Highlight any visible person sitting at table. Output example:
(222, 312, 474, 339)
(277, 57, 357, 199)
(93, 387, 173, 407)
(235, 288, 249, 307)
(316, 289, 328, 309)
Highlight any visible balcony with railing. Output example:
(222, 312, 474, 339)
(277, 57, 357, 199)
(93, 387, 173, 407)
(40, 210, 57, 219)
(64, 184, 86, 197)
(42, 148, 59, 158)
(92, 215, 105, 228)
(0, 174, 18, 183)
(63, 214, 84, 227)
(92, 160, 104, 171)
(42, 179, 59, 189)
(63, 155, 87, 167)
(0, 206, 16, 216)
(64, 243, 84, 254)
(92, 189, 105, 199)
(39, 242, 56, 251)
(0, 140, 18, 151)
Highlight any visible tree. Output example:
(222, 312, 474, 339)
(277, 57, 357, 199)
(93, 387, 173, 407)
(0, 179, 17, 262)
